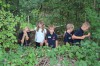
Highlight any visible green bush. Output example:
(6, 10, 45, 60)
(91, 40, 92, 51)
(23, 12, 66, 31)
(0, 40, 99, 66)
(86, 8, 100, 42)
(0, 10, 20, 48)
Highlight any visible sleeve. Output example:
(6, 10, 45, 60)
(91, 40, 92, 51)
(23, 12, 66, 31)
(18, 32, 23, 44)
(18, 32, 23, 40)
(64, 34, 69, 42)
(44, 29, 47, 34)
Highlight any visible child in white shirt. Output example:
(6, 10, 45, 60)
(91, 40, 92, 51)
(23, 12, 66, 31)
(34, 21, 47, 47)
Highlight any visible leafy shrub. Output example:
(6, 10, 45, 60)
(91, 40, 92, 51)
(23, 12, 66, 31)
(0, 40, 99, 66)
(85, 8, 100, 42)
(0, 10, 20, 48)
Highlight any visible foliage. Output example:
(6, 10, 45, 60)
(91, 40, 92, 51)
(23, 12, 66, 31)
(0, 0, 100, 66)
(2, 0, 99, 34)
(0, 40, 100, 66)
(0, 10, 20, 48)
(85, 8, 100, 41)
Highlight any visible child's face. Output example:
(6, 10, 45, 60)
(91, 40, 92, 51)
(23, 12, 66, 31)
(38, 23, 43, 28)
(70, 28, 74, 32)
(83, 26, 89, 31)
(25, 27, 29, 32)
(49, 28, 54, 34)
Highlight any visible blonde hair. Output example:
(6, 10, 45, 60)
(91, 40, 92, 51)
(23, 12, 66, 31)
(48, 25, 55, 29)
(66, 24, 74, 30)
(82, 22, 90, 27)
(24, 26, 29, 30)
(36, 21, 45, 32)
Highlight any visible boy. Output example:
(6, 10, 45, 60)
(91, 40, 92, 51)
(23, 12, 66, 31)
(45, 25, 58, 48)
(64, 24, 74, 45)
(18, 27, 30, 46)
(72, 22, 91, 46)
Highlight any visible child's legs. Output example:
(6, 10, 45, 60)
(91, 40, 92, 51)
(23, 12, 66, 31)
(49, 44, 56, 48)
(24, 40, 30, 46)
(36, 42, 40, 48)
(42, 43, 45, 46)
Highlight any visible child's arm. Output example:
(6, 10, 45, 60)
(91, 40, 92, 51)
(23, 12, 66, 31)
(45, 40, 48, 46)
(40, 29, 47, 46)
(25, 33, 29, 40)
(72, 35, 86, 40)
(55, 34, 58, 48)
(84, 33, 91, 37)
(44, 29, 47, 46)
(45, 34, 48, 46)
(72, 33, 91, 40)
(21, 34, 26, 44)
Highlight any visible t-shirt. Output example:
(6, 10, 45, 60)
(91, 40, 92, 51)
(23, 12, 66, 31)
(45, 32, 58, 48)
(34, 27, 47, 43)
(64, 32, 73, 44)
(73, 28, 84, 43)
(18, 31, 30, 46)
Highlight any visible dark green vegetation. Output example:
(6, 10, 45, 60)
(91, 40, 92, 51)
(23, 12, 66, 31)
(0, 41, 100, 66)
(0, 0, 100, 66)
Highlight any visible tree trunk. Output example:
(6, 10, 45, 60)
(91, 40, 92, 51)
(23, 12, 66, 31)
(28, 16, 29, 26)
(93, 0, 96, 9)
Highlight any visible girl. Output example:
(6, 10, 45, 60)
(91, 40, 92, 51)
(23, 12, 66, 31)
(34, 21, 47, 47)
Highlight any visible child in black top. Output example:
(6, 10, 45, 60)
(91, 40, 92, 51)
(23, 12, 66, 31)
(18, 27, 30, 46)
(45, 25, 58, 48)
(72, 22, 91, 45)
(64, 24, 74, 45)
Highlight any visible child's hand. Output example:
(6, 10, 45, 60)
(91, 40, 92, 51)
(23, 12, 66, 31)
(84, 33, 91, 37)
(25, 36, 29, 40)
(21, 40, 24, 44)
(23, 32, 26, 36)
(87, 33, 91, 37)
(23, 30, 27, 34)
(81, 35, 86, 39)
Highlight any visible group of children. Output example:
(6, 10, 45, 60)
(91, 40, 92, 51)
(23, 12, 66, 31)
(18, 21, 91, 48)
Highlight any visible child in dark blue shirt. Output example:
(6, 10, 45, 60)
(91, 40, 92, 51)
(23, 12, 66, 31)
(64, 24, 74, 45)
(72, 22, 91, 45)
(45, 25, 58, 48)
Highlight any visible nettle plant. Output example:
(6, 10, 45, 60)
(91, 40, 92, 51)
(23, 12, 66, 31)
(0, 10, 20, 48)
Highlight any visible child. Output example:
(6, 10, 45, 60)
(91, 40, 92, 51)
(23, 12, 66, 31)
(18, 27, 30, 46)
(34, 21, 47, 47)
(64, 24, 74, 45)
(72, 22, 91, 46)
(45, 25, 58, 48)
